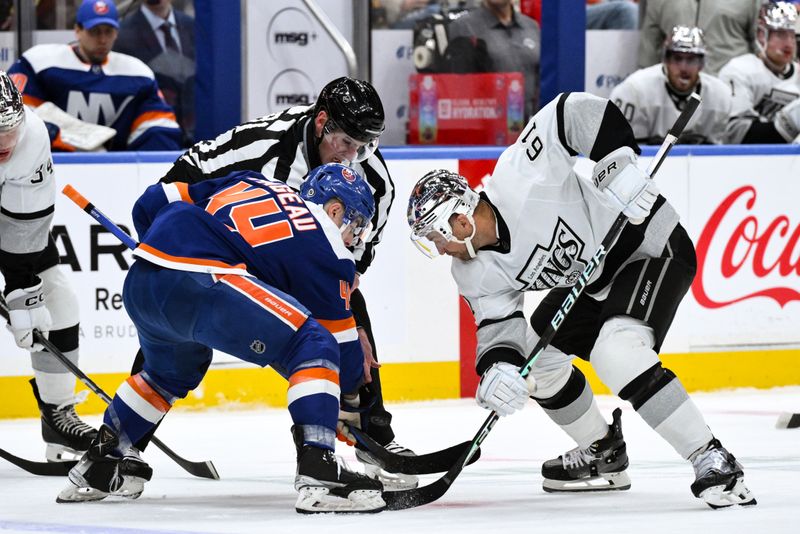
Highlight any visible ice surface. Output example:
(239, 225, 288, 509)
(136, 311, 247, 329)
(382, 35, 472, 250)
(1, 388, 798, 533)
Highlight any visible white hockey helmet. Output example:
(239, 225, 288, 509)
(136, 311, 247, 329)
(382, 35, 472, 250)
(665, 26, 706, 57)
(407, 169, 480, 258)
(0, 71, 24, 132)
(759, 1, 798, 33)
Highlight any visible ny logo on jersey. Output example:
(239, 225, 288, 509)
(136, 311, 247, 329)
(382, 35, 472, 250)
(66, 91, 133, 126)
(516, 218, 587, 291)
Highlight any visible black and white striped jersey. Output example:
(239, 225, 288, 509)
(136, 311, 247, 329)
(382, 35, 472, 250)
(0, 106, 56, 292)
(162, 104, 395, 275)
(452, 92, 683, 369)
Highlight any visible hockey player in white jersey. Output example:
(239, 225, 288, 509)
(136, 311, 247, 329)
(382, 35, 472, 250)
(610, 26, 732, 144)
(719, 1, 800, 143)
(0, 71, 97, 461)
(407, 91, 756, 509)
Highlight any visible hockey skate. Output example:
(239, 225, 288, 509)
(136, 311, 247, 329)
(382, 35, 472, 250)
(30, 378, 98, 462)
(355, 440, 420, 491)
(541, 407, 631, 492)
(57, 425, 152, 503)
(292, 426, 385, 514)
(690, 438, 756, 509)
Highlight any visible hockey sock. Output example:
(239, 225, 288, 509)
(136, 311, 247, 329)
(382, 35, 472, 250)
(104, 372, 175, 454)
(287, 364, 340, 451)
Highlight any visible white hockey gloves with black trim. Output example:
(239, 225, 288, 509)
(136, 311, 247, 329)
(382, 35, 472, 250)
(774, 97, 800, 144)
(476, 362, 534, 416)
(5, 281, 51, 351)
(592, 146, 659, 225)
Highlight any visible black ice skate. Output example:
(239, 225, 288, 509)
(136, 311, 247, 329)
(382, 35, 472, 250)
(541, 407, 631, 492)
(355, 440, 420, 491)
(690, 438, 756, 509)
(292, 426, 385, 514)
(30, 378, 98, 462)
(57, 425, 152, 503)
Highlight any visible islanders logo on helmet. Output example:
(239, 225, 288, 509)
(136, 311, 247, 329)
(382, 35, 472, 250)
(341, 167, 356, 183)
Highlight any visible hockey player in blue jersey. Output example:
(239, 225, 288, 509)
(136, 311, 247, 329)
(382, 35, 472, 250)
(7, 0, 181, 152)
(57, 163, 386, 514)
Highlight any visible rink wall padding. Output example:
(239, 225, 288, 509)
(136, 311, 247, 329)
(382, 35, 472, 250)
(1, 146, 799, 419)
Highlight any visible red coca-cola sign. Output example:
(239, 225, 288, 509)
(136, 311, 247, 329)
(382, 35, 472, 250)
(693, 185, 800, 309)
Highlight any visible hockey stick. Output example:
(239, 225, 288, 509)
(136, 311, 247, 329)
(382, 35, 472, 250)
(348, 427, 481, 475)
(0, 447, 76, 476)
(63, 184, 481, 476)
(380, 93, 702, 511)
(776, 412, 800, 429)
(0, 302, 219, 480)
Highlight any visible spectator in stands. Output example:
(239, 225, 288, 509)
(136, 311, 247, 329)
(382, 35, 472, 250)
(114, 0, 195, 146)
(587, 0, 639, 30)
(372, 0, 479, 29)
(638, 0, 761, 75)
(7, 0, 181, 152)
(610, 26, 732, 144)
(719, 2, 800, 144)
(446, 0, 540, 118)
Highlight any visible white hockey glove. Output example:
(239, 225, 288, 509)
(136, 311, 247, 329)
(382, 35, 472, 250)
(774, 97, 800, 143)
(476, 362, 531, 416)
(5, 282, 51, 351)
(592, 146, 659, 225)
(336, 393, 361, 446)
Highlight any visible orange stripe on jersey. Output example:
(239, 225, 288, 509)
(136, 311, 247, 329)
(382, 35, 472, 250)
(137, 243, 248, 271)
(288, 367, 340, 387)
(21, 94, 45, 107)
(220, 275, 307, 330)
(52, 131, 76, 152)
(174, 182, 192, 203)
(130, 110, 178, 133)
(126, 374, 171, 413)
(317, 316, 357, 334)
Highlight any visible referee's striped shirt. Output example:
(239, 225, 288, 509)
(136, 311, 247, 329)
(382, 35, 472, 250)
(162, 104, 395, 275)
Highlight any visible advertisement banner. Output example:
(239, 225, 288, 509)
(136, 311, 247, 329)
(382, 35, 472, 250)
(408, 73, 526, 145)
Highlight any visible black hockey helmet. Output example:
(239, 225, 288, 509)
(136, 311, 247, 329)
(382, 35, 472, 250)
(314, 77, 385, 143)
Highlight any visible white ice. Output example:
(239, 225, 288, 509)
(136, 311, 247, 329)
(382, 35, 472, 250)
(1, 387, 798, 534)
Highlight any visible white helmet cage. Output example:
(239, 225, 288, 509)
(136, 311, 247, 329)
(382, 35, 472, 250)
(407, 169, 480, 256)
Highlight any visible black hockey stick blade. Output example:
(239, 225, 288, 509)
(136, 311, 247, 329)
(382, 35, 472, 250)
(0, 448, 77, 476)
(151, 436, 220, 479)
(776, 412, 800, 429)
(349, 426, 481, 475)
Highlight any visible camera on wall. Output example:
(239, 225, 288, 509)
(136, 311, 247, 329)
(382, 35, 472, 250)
(412, 2, 470, 72)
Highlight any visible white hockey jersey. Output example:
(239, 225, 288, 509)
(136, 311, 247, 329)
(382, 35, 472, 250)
(0, 107, 56, 290)
(609, 64, 732, 144)
(718, 54, 800, 143)
(451, 93, 680, 366)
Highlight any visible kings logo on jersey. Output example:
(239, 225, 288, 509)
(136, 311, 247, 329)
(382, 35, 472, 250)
(515, 218, 587, 291)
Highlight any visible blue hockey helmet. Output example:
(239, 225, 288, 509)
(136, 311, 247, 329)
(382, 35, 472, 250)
(300, 163, 376, 246)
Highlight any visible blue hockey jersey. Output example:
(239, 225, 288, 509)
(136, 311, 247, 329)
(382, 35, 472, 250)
(131, 170, 362, 375)
(8, 44, 181, 151)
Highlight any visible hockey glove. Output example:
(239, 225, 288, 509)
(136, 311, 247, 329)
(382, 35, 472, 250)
(336, 393, 361, 446)
(592, 146, 659, 225)
(476, 362, 530, 416)
(5, 281, 51, 351)
(774, 97, 800, 143)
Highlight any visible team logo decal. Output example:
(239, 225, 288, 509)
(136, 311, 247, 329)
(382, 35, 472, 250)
(94, 1, 110, 15)
(250, 340, 266, 354)
(341, 167, 356, 182)
(516, 218, 587, 291)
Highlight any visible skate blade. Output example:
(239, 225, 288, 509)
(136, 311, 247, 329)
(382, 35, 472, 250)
(543, 471, 631, 493)
(699, 477, 757, 509)
(362, 463, 419, 491)
(46, 444, 84, 463)
(295, 486, 386, 514)
(56, 485, 108, 503)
